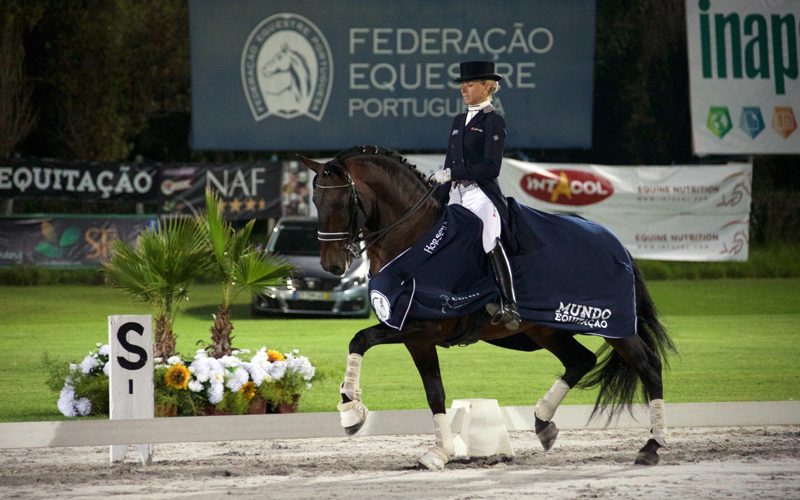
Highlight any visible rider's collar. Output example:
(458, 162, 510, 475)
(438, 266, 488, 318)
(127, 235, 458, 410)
(467, 100, 491, 112)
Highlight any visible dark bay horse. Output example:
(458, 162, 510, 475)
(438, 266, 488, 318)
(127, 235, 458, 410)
(300, 147, 676, 469)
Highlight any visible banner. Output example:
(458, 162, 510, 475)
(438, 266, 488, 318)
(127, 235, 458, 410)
(0, 159, 158, 201)
(188, 0, 595, 150)
(498, 160, 752, 261)
(0, 216, 155, 267)
(159, 163, 282, 220)
(398, 156, 752, 261)
(686, 0, 800, 155)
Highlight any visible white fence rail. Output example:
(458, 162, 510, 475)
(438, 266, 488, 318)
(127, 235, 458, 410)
(1, 401, 798, 450)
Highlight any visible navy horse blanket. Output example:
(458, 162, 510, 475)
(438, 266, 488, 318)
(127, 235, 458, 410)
(368, 200, 637, 338)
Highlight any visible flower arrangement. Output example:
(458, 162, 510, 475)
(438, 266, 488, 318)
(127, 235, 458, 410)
(47, 344, 318, 417)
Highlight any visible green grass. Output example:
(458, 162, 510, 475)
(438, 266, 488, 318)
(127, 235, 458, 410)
(1, 278, 798, 422)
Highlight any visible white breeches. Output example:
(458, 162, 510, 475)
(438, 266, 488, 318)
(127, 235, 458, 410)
(449, 183, 501, 253)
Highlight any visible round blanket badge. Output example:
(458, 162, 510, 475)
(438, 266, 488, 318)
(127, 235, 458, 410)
(370, 291, 391, 322)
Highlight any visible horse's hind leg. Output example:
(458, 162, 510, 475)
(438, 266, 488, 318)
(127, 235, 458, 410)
(338, 324, 406, 435)
(527, 330, 597, 451)
(606, 335, 665, 465)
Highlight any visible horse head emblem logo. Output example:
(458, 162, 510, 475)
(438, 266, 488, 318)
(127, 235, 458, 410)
(241, 13, 333, 122)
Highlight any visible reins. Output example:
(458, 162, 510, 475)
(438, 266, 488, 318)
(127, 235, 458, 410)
(314, 160, 438, 258)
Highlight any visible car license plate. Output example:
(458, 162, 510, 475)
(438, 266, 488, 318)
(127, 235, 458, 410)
(294, 290, 330, 301)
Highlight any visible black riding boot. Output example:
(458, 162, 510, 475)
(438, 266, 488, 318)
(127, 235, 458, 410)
(486, 239, 521, 330)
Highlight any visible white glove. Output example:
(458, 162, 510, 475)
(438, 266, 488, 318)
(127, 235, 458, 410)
(433, 168, 451, 184)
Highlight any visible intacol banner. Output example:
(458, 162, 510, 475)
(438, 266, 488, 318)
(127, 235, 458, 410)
(188, 0, 595, 150)
(497, 160, 752, 261)
(686, 0, 800, 155)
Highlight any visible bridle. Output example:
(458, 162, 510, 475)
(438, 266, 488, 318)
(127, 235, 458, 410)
(314, 160, 438, 258)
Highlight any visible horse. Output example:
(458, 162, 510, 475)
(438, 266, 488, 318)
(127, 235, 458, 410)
(261, 44, 312, 104)
(299, 147, 676, 470)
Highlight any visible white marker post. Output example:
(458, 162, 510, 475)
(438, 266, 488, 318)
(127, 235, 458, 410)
(108, 315, 154, 465)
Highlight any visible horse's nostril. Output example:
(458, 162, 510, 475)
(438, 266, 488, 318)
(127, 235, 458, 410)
(329, 265, 344, 276)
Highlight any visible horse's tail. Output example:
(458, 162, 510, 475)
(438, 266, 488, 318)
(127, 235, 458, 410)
(577, 263, 677, 421)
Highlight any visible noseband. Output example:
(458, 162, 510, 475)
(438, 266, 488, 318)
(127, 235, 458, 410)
(314, 165, 368, 258)
(314, 160, 437, 258)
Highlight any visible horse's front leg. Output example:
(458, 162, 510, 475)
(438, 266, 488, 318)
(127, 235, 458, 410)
(404, 339, 453, 470)
(338, 323, 406, 435)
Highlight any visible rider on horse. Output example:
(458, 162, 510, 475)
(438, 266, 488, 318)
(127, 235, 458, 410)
(432, 60, 520, 331)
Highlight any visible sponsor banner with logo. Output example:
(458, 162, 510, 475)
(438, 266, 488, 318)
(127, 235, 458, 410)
(159, 163, 282, 220)
(686, 0, 800, 155)
(188, 0, 595, 150)
(498, 160, 752, 261)
(0, 216, 155, 267)
(0, 159, 158, 201)
(587, 213, 750, 262)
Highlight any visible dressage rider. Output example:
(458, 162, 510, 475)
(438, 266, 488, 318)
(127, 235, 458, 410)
(432, 60, 520, 331)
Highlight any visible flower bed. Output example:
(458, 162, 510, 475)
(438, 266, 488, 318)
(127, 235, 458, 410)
(48, 344, 317, 417)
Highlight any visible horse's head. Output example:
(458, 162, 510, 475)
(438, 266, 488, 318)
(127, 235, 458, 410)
(299, 156, 368, 276)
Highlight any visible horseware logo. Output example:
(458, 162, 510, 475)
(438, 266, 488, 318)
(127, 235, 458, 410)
(241, 13, 333, 122)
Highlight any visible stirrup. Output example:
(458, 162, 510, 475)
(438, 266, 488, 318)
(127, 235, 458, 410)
(486, 303, 521, 330)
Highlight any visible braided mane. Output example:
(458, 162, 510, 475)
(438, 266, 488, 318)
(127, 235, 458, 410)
(332, 145, 429, 185)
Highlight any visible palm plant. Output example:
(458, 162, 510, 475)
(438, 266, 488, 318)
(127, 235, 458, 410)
(102, 215, 212, 358)
(198, 188, 292, 358)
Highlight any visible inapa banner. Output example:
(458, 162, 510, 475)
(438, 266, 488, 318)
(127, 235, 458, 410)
(188, 0, 595, 150)
(686, 0, 800, 155)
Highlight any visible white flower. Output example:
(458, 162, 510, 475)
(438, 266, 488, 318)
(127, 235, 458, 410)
(102, 362, 111, 377)
(74, 398, 92, 416)
(167, 355, 182, 366)
(267, 360, 286, 381)
(79, 354, 99, 375)
(188, 380, 204, 392)
(98, 344, 110, 356)
(208, 382, 224, 404)
(57, 385, 77, 417)
(225, 367, 249, 392)
(220, 355, 240, 369)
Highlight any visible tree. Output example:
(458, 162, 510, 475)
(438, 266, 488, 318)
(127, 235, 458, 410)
(0, 3, 41, 157)
(198, 189, 293, 358)
(102, 215, 212, 358)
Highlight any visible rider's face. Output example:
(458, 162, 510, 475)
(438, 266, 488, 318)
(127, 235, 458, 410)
(460, 80, 490, 106)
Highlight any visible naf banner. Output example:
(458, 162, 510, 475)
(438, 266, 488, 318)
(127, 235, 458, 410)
(686, 0, 800, 155)
(188, 0, 595, 151)
(159, 163, 282, 220)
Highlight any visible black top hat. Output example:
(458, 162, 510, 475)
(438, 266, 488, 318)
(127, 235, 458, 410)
(453, 61, 502, 82)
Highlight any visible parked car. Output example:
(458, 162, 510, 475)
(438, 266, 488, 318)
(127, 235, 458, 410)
(251, 216, 371, 318)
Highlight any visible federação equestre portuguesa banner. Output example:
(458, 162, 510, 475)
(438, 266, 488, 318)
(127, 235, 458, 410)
(686, 0, 800, 155)
(187, 0, 595, 150)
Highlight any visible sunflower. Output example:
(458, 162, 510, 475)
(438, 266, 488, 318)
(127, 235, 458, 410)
(267, 349, 285, 362)
(164, 364, 191, 390)
(240, 381, 257, 400)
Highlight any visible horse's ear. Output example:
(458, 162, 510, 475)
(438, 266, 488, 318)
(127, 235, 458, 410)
(297, 155, 322, 174)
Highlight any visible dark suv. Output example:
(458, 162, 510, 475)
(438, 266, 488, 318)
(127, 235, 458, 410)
(251, 216, 370, 317)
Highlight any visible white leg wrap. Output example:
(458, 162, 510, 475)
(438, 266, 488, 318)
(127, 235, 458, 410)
(649, 398, 668, 448)
(340, 353, 363, 400)
(337, 398, 369, 428)
(433, 413, 454, 457)
(534, 378, 570, 422)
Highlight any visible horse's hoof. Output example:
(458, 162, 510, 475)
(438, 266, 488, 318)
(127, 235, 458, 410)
(418, 446, 448, 471)
(634, 450, 660, 466)
(536, 420, 559, 451)
(337, 399, 368, 435)
(634, 438, 661, 465)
